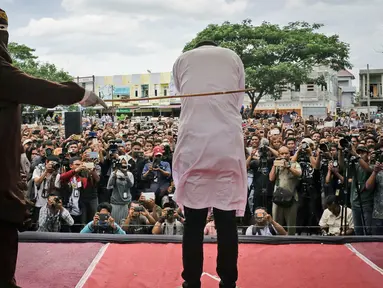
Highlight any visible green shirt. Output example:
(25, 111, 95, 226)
(350, 164, 373, 208)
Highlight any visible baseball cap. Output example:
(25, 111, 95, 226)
(153, 146, 164, 156)
(23, 139, 32, 146)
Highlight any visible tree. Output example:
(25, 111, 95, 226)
(8, 42, 75, 112)
(183, 20, 352, 116)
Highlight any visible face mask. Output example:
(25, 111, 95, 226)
(121, 164, 128, 170)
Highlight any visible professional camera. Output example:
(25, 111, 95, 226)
(51, 161, 61, 170)
(339, 136, 352, 150)
(51, 196, 61, 209)
(301, 142, 309, 150)
(258, 138, 269, 159)
(371, 150, 383, 164)
(167, 208, 175, 218)
(152, 157, 162, 169)
(108, 139, 123, 155)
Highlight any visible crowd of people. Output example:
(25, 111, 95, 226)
(18, 109, 383, 237)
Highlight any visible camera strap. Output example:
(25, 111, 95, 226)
(162, 222, 177, 235)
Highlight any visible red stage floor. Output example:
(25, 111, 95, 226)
(16, 242, 383, 288)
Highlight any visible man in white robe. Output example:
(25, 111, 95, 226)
(172, 40, 247, 288)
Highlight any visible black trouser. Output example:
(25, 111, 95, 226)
(0, 221, 19, 287)
(182, 207, 238, 288)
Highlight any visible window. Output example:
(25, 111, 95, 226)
(307, 83, 314, 92)
(155, 89, 158, 96)
(164, 89, 167, 96)
(135, 90, 138, 97)
(294, 84, 300, 92)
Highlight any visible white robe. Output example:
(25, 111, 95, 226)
(172, 45, 247, 216)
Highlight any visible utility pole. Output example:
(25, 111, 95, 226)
(367, 64, 371, 120)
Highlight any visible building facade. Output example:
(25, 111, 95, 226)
(337, 70, 356, 110)
(250, 66, 339, 117)
(75, 72, 180, 116)
(359, 68, 383, 108)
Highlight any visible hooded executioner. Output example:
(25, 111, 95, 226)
(0, 9, 106, 287)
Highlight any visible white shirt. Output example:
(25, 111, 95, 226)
(319, 206, 354, 236)
(32, 165, 60, 208)
(172, 45, 247, 216)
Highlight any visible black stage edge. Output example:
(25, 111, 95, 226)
(18, 232, 383, 245)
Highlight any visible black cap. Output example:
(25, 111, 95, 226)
(0, 9, 8, 26)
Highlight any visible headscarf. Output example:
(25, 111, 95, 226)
(0, 8, 12, 63)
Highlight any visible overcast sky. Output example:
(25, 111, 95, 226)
(3, 0, 383, 80)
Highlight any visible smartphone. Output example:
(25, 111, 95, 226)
(271, 129, 280, 135)
(84, 162, 95, 170)
(88, 152, 99, 159)
(274, 159, 285, 167)
(72, 135, 81, 141)
(248, 127, 256, 133)
(142, 192, 155, 200)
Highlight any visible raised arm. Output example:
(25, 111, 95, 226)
(1, 57, 84, 107)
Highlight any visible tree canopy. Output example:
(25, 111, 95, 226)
(8, 42, 75, 112)
(183, 19, 352, 115)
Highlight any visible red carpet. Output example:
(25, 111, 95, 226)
(16, 243, 383, 288)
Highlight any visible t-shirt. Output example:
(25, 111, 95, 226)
(274, 162, 302, 201)
(373, 172, 383, 219)
(350, 164, 374, 209)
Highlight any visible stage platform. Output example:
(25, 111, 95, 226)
(16, 233, 383, 288)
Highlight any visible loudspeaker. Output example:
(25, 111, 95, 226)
(64, 112, 82, 139)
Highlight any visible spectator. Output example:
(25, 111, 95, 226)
(142, 146, 171, 205)
(81, 202, 125, 234)
(122, 201, 156, 234)
(269, 146, 302, 235)
(319, 195, 354, 236)
(245, 207, 287, 236)
(107, 155, 134, 224)
(37, 194, 74, 232)
(152, 207, 184, 235)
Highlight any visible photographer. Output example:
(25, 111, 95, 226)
(269, 146, 302, 235)
(340, 142, 374, 235)
(37, 194, 74, 232)
(107, 155, 134, 225)
(152, 207, 184, 235)
(30, 156, 61, 228)
(319, 195, 354, 236)
(142, 146, 171, 205)
(293, 139, 322, 235)
(128, 142, 149, 201)
(245, 207, 287, 236)
(80, 202, 125, 234)
(122, 201, 156, 234)
(247, 139, 275, 214)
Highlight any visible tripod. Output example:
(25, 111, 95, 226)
(340, 151, 367, 235)
(259, 156, 269, 209)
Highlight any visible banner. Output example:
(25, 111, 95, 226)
(113, 86, 130, 95)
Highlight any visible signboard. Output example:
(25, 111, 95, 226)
(113, 86, 130, 95)
(117, 108, 131, 113)
(98, 85, 113, 100)
(78, 76, 93, 83)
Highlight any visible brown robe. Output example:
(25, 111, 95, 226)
(0, 55, 85, 225)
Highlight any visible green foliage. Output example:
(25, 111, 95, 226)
(183, 20, 352, 114)
(8, 42, 74, 112)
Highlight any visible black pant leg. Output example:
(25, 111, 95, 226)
(213, 208, 238, 288)
(0, 221, 19, 287)
(181, 207, 208, 288)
